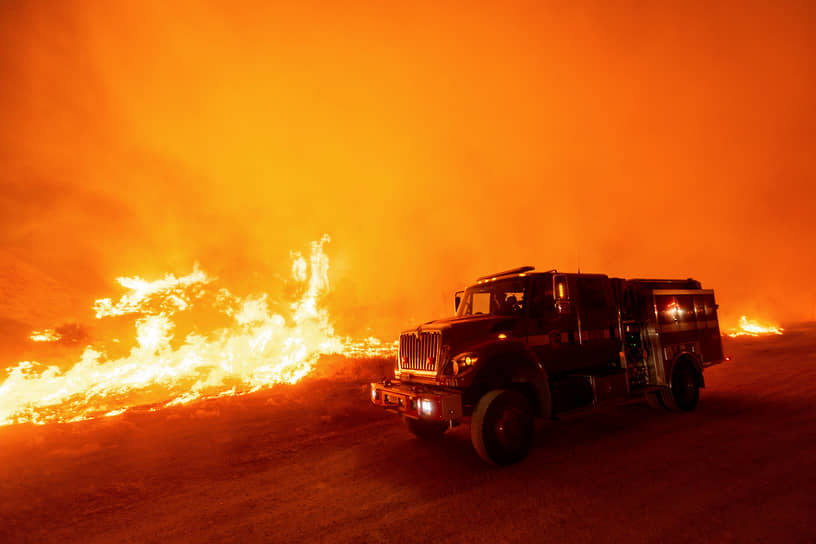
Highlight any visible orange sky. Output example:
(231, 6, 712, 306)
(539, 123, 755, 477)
(1, 0, 814, 361)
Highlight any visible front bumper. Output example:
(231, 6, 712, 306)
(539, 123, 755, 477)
(370, 380, 463, 422)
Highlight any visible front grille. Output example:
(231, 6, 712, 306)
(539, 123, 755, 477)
(399, 331, 442, 373)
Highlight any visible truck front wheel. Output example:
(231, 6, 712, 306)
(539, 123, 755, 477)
(404, 417, 448, 439)
(471, 389, 534, 466)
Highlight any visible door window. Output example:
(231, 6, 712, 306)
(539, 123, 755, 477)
(530, 276, 556, 318)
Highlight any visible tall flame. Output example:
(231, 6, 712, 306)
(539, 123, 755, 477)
(0, 236, 395, 426)
(726, 315, 784, 337)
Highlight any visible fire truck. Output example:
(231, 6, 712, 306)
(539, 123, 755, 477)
(371, 266, 726, 465)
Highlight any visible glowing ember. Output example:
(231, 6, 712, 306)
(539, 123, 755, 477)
(0, 236, 396, 426)
(727, 315, 784, 338)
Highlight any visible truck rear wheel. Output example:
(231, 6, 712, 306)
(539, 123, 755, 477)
(404, 417, 448, 439)
(660, 361, 700, 412)
(471, 389, 534, 466)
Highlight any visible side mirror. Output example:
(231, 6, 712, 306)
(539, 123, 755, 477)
(553, 275, 571, 314)
(454, 291, 463, 313)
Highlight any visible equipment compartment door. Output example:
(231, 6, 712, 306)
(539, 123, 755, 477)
(574, 276, 620, 372)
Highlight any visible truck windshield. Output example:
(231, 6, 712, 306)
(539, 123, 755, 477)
(456, 277, 527, 316)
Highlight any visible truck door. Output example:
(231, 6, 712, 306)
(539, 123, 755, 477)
(526, 274, 581, 375)
(574, 276, 621, 371)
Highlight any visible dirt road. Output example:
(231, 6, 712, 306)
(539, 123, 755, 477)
(1, 329, 815, 543)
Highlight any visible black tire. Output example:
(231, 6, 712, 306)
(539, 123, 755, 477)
(405, 417, 448, 439)
(660, 361, 700, 412)
(471, 389, 534, 466)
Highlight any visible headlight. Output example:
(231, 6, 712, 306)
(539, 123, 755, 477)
(451, 354, 478, 375)
(420, 399, 434, 415)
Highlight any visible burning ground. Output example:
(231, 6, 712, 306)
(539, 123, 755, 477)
(1, 237, 395, 426)
(1, 327, 815, 543)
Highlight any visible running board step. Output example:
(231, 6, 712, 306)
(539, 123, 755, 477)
(551, 371, 629, 413)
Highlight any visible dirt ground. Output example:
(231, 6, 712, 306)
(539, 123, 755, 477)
(1, 327, 815, 543)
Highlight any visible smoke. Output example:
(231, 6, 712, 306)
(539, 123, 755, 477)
(1, 0, 815, 367)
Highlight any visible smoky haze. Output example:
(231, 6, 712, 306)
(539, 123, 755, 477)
(1, 0, 815, 361)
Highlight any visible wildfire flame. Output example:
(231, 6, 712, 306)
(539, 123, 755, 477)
(726, 315, 784, 337)
(0, 236, 396, 426)
(29, 329, 61, 343)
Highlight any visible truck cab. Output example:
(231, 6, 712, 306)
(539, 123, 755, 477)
(371, 266, 725, 465)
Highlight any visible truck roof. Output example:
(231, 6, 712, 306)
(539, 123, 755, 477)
(472, 267, 701, 290)
(626, 278, 702, 290)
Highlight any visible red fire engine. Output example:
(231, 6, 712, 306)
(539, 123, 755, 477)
(371, 267, 726, 465)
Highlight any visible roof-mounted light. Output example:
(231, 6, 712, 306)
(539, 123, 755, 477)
(476, 266, 535, 283)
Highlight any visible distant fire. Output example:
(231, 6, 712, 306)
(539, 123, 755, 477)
(0, 236, 396, 426)
(726, 315, 784, 338)
(29, 329, 61, 343)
